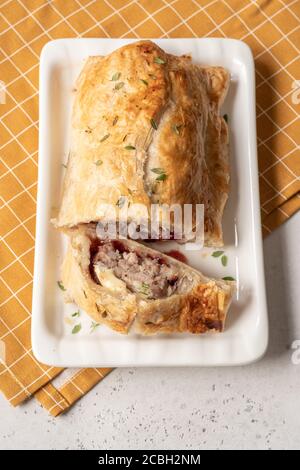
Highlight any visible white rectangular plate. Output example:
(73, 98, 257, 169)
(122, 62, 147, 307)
(32, 38, 268, 367)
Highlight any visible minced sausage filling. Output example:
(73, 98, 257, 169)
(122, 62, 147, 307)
(91, 241, 179, 299)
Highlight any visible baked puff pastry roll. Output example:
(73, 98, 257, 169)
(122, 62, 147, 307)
(54, 40, 230, 246)
(62, 225, 234, 335)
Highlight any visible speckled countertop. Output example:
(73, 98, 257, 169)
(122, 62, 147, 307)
(1, 213, 300, 450)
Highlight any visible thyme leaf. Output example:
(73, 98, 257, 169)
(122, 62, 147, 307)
(90, 321, 100, 333)
(172, 124, 183, 135)
(211, 251, 224, 258)
(124, 145, 136, 150)
(150, 118, 158, 130)
(151, 168, 165, 174)
(100, 134, 110, 142)
(116, 196, 126, 208)
(155, 173, 167, 181)
(221, 255, 228, 267)
(71, 311, 80, 318)
(72, 324, 81, 334)
(154, 57, 165, 65)
(111, 72, 121, 81)
(57, 281, 66, 291)
(114, 82, 125, 90)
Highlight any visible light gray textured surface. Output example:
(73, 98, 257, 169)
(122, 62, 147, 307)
(1, 213, 300, 450)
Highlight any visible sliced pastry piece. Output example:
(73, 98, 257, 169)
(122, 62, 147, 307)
(61, 225, 235, 335)
(54, 40, 230, 246)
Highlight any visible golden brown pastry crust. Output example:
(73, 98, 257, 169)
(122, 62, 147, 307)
(54, 40, 230, 246)
(61, 226, 234, 335)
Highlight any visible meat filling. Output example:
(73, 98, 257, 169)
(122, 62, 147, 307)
(91, 241, 179, 299)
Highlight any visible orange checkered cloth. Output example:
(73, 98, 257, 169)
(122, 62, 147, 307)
(0, 0, 299, 416)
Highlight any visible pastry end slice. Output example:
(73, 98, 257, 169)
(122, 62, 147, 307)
(62, 225, 235, 335)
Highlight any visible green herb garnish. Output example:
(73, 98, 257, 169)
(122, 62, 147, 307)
(150, 118, 158, 130)
(94, 159, 103, 166)
(211, 251, 224, 258)
(155, 173, 167, 181)
(83, 290, 87, 298)
(140, 79, 148, 86)
(221, 255, 228, 267)
(100, 134, 110, 142)
(154, 57, 165, 65)
(139, 282, 150, 296)
(114, 82, 125, 90)
(172, 124, 182, 135)
(151, 168, 165, 174)
(72, 324, 81, 334)
(71, 311, 80, 318)
(111, 72, 121, 81)
(116, 196, 126, 208)
(124, 145, 136, 150)
(223, 114, 228, 123)
(112, 116, 118, 126)
(62, 163, 67, 169)
(151, 167, 167, 181)
(90, 321, 100, 333)
(222, 276, 235, 281)
(57, 281, 66, 291)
